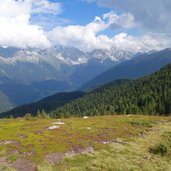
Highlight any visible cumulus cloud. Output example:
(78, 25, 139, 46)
(85, 0, 171, 33)
(48, 11, 137, 52)
(112, 33, 170, 52)
(0, 0, 62, 48)
(0, 0, 170, 52)
(32, 0, 62, 15)
(0, 15, 50, 48)
(47, 10, 170, 52)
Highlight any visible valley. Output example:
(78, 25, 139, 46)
(3, 63, 171, 118)
(0, 47, 132, 113)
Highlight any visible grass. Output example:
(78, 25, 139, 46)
(0, 115, 170, 170)
(150, 131, 171, 156)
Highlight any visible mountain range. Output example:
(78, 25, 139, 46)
(1, 47, 171, 114)
(2, 63, 171, 118)
(80, 48, 171, 91)
(52, 64, 171, 117)
(0, 46, 133, 112)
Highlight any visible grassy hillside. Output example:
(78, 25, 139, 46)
(0, 115, 170, 170)
(51, 64, 171, 117)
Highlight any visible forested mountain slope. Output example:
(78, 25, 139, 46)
(52, 64, 171, 117)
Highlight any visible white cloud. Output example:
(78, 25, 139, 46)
(48, 11, 137, 52)
(0, 15, 51, 48)
(112, 33, 170, 52)
(48, 10, 170, 52)
(0, 0, 170, 52)
(85, 0, 171, 33)
(48, 17, 108, 52)
(32, 0, 62, 15)
(103, 11, 135, 29)
(0, 0, 31, 18)
(0, 0, 62, 49)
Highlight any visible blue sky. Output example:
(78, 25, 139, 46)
(31, 0, 110, 31)
(60, 0, 109, 25)
(30, 0, 140, 38)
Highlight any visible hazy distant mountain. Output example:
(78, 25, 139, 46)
(0, 91, 13, 113)
(80, 48, 171, 91)
(0, 46, 133, 84)
(1, 91, 85, 118)
(0, 46, 133, 112)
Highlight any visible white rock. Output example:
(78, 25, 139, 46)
(86, 127, 91, 130)
(83, 116, 88, 119)
(127, 115, 132, 117)
(52, 122, 65, 125)
(48, 126, 60, 130)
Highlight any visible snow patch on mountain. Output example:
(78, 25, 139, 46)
(0, 46, 134, 66)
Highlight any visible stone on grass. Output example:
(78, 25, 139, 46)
(0, 140, 19, 145)
(83, 116, 88, 119)
(86, 127, 91, 130)
(48, 126, 60, 130)
(51, 122, 65, 125)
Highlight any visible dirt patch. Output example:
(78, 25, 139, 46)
(45, 146, 94, 164)
(12, 159, 37, 171)
(0, 140, 19, 146)
(19, 134, 27, 139)
(9, 150, 19, 155)
(0, 157, 10, 168)
(72, 146, 94, 155)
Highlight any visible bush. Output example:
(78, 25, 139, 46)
(37, 110, 50, 119)
(24, 113, 37, 121)
(150, 144, 168, 156)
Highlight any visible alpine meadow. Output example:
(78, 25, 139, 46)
(0, 0, 171, 171)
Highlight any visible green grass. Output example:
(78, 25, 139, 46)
(150, 131, 171, 156)
(7, 154, 18, 163)
(0, 115, 170, 170)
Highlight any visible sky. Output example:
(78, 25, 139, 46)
(0, 0, 170, 52)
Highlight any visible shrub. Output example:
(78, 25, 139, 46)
(150, 144, 168, 156)
(24, 113, 37, 121)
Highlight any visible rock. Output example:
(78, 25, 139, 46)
(51, 122, 65, 125)
(47, 126, 60, 130)
(65, 150, 77, 157)
(83, 116, 88, 119)
(97, 139, 125, 145)
(86, 127, 91, 130)
(0, 140, 19, 146)
(73, 146, 94, 155)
